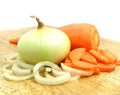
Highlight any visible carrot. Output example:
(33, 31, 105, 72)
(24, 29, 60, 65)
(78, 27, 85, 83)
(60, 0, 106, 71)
(63, 48, 119, 75)
(94, 68, 101, 75)
(115, 60, 120, 66)
(69, 48, 86, 61)
(97, 63, 116, 72)
(64, 56, 72, 63)
(89, 49, 110, 64)
(81, 52, 97, 64)
(63, 62, 74, 67)
(9, 37, 20, 45)
(72, 60, 97, 71)
(59, 23, 100, 51)
(63, 48, 97, 72)
(102, 49, 117, 64)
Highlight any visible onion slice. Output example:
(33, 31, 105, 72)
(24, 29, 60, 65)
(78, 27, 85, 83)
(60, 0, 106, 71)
(45, 67, 52, 72)
(33, 61, 62, 73)
(52, 68, 68, 76)
(69, 75, 80, 81)
(17, 56, 34, 69)
(33, 61, 71, 85)
(3, 73, 33, 81)
(3, 53, 18, 64)
(1, 63, 13, 74)
(44, 67, 54, 78)
(12, 63, 32, 75)
(44, 71, 54, 78)
(34, 71, 71, 85)
(61, 63, 94, 76)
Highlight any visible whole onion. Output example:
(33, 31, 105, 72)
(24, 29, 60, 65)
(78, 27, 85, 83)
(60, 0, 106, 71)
(17, 16, 71, 64)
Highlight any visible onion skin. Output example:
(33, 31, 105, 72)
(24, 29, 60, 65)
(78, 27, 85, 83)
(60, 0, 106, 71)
(17, 26, 71, 65)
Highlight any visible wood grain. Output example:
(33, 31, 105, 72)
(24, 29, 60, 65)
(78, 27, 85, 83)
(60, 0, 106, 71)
(0, 27, 120, 95)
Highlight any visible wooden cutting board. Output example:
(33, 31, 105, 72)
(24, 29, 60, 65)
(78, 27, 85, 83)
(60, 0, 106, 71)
(0, 27, 120, 95)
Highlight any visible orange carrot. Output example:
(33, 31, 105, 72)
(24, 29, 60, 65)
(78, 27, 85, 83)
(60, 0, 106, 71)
(89, 49, 110, 64)
(59, 23, 100, 51)
(115, 60, 120, 66)
(97, 63, 116, 72)
(63, 62, 74, 67)
(64, 56, 72, 63)
(102, 49, 117, 64)
(9, 37, 20, 45)
(72, 60, 97, 71)
(81, 52, 97, 64)
(69, 48, 86, 61)
(63, 48, 118, 74)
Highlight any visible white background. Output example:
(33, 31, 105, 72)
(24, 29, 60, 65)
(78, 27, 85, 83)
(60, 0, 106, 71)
(0, 0, 120, 41)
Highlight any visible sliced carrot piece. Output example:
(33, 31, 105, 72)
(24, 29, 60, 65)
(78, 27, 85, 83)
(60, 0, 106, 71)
(63, 55, 74, 67)
(115, 60, 120, 66)
(72, 60, 97, 71)
(9, 37, 20, 45)
(63, 62, 74, 68)
(97, 49, 103, 54)
(69, 48, 86, 61)
(102, 49, 117, 64)
(94, 68, 101, 75)
(64, 56, 72, 63)
(89, 49, 110, 64)
(97, 63, 116, 72)
(81, 52, 97, 64)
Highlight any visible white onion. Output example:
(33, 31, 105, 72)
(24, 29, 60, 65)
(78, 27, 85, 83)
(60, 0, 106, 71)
(17, 16, 71, 65)
(61, 63, 94, 76)
(12, 63, 32, 75)
(3, 73, 33, 81)
(33, 61, 71, 85)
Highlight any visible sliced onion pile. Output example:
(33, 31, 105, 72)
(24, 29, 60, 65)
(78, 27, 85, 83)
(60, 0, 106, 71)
(2, 53, 34, 81)
(1, 53, 80, 85)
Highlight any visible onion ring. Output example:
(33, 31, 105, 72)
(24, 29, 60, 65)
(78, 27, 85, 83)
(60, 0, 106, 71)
(1, 63, 13, 74)
(61, 63, 94, 76)
(3, 53, 18, 64)
(44, 71, 54, 78)
(52, 68, 67, 76)
(34, 71, 70, 85)
(3, 73, 33, 81)
(45, 67, 52, 72)
(44, 67, 54, 78)
(69, 75, 80, 81)
(33, 61, 71, 85)
(12, 63, 32, 75)
(33, 61, 61, 73)
(17, 56, 34, 69)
